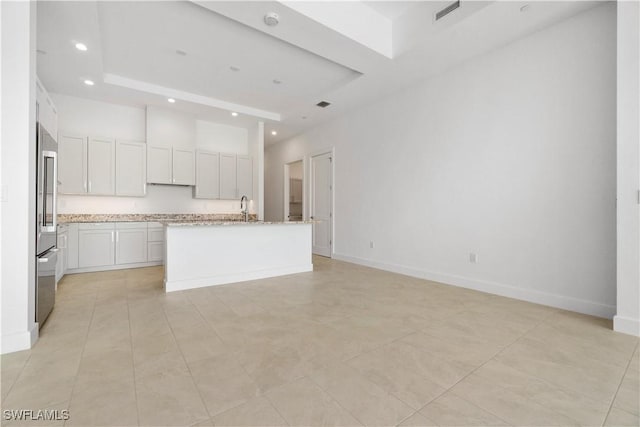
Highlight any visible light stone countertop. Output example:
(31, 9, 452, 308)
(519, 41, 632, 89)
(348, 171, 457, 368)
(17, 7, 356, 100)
(162, 220, 312, 227)
(57, 213, 257, 224)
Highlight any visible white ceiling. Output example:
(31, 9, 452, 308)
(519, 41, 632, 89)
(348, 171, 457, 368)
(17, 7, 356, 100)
(36, 1, 604, 145)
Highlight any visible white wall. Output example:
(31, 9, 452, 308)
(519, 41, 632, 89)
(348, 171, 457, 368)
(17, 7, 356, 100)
(265, 4, 617, 318)
(1, 1, 38, 353)
(614, 1, 640, 336)
(53, 94, 255, 214)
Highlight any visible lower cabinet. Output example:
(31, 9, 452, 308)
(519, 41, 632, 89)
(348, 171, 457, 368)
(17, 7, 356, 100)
(56, 225, 69, 283)
(78, 224, 115, 268)
(68, 222, 163, 273)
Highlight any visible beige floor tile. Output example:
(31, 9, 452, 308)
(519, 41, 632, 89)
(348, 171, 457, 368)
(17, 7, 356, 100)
(189, 354, 262, 417)
(66, 375, 137, 426)
(448, 373, 580, 426)
(397, 411, 438, 427)
(135, 370, 209, 426)
(613, 368, 640, 416)
(309, 362, 415, 426)
(398, 331, 500, 367)
(419, 393, 509, 426)
(265, 377, 362, 426)
(605, 407, 640, 427)
(211, 396, 286, 426)
(346, 343, 453, 410)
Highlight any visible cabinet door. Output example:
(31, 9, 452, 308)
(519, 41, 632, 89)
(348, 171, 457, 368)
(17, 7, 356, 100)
(58, 134, 87, 194)
(147, 145, 172, 184)
(220, 153, 237, 199)
(116, 229, 148, 265)
(88, 137, 116, 195)
(147, 241, 164, 262)
(67, 223, 79, 269)
(116, 140, 146, 196)
(236, 155, 253, 200)
(172, 148, 195, 185)
(195, 150, 220, 199)
(78, 230, 115, 268)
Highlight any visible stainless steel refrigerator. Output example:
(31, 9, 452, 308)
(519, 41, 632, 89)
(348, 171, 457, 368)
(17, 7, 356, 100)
(36, 121, 58, 328)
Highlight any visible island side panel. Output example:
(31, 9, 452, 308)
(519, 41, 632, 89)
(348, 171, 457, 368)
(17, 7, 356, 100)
(164, 223, 313, 292)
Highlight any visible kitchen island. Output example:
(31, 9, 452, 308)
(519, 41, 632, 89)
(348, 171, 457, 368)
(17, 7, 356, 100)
(162, 221, 313, 292)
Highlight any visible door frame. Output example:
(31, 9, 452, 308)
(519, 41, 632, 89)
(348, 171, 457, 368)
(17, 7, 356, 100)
(309, 147, 335, 258)
(283, 158, 305, 222)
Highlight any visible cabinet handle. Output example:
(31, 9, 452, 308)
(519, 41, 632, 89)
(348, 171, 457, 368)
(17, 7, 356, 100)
(111, 231, 114, 243)
(88, 181, 92, 193)
(116, 231, 119, 243)
(84, 181, 87, 192)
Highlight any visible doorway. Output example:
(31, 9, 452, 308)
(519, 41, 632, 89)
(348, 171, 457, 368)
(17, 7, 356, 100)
(310, 151, 333, 257)
(284, 160, 304, 222)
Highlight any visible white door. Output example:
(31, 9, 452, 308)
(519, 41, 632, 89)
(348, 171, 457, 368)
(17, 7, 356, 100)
(116, 140, 146, 196)
(172, 148, 195, 185)
(58, 134, 87, 194)
(87, 137, 115, 195)
(220, 153, 237, 199)
(195, 150, 220, 199)
(236, 155, 253, 200)
(147, 145, 172, 184)
(311, 152, 333, 257)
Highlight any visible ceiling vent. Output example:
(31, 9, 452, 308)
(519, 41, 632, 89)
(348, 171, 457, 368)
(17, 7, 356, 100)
(435, 1, 460, 21)
(316, 101, 331, 108)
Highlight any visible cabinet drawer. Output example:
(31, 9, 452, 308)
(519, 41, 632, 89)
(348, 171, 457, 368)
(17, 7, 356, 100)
(78, 222, 115, 231)
(116, 222, 148, 230)
(148, 228, 165, 242)
(147, 241, 164, 262)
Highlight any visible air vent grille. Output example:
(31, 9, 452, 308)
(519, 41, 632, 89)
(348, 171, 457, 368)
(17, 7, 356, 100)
(435, 0, 460, 21)
(316, 101, 331, 108)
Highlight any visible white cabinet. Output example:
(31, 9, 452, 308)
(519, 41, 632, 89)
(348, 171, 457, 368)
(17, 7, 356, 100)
(116, 140, 146, 196)
(172, 148, 195, 185)
(56, 225, 69, 283)
(220, 153, 237, 199)
(116, 223, 147, 264)
(78, 224, 115, 268)
(194, 150, 220, 199)
(236, 155, 253, 200)
(147, 145, 194, 185)
(147, 222, 164, 263)
(87, 137, 115, 195)
(147, 145, 172, 184)
(58, 134, 87, 194)
(67, 223, 79, 269)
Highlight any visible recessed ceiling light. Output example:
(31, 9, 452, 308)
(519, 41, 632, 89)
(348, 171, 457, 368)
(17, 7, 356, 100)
(520, 4, 530, 12)
(167, 98, 176, 103)
(273, 79, 282, 84)
(230, 66, 240, 72)
(271, 130, 277, 136)
(231, 112, 238, 117)
(75, 43, 88, 51)
(264, 12, 279, 26)
(83, 79, 94, 86)
(176, 49, 187, 56)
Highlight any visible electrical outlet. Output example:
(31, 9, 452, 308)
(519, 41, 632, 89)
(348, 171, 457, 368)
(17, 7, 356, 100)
(370, 241, 374, 249)
(469, 253, 478, 263)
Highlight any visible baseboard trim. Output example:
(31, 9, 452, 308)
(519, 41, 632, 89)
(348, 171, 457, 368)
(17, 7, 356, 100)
(614, 315, 640, 336)
(332, 253, 616, 319)
(66, 261, 163, 275)
(1, 324, 39, 354)
(165, 263, 314, 292)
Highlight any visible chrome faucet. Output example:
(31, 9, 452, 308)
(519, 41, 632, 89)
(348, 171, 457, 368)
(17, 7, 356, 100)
(240, 195, 249, 222)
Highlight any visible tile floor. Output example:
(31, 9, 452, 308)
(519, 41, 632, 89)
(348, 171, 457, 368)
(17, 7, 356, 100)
(1, 256, 638, 426)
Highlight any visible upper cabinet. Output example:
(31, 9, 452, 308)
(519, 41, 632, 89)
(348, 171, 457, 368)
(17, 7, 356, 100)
(36, 77, 58, 140)
(116, 140, 146, 196)
(236, 155, 253, 200)
(87, 137, 115, 195)
(58, 134, 88, 194)
(194, 150, 220, 199)
(219, 153, 237, 200)
(147, 146, 194, 186)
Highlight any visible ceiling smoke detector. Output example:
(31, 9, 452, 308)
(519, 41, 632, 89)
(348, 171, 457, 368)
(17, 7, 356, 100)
(264, 12, 279, 27)
(316, 101, 331, 108)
